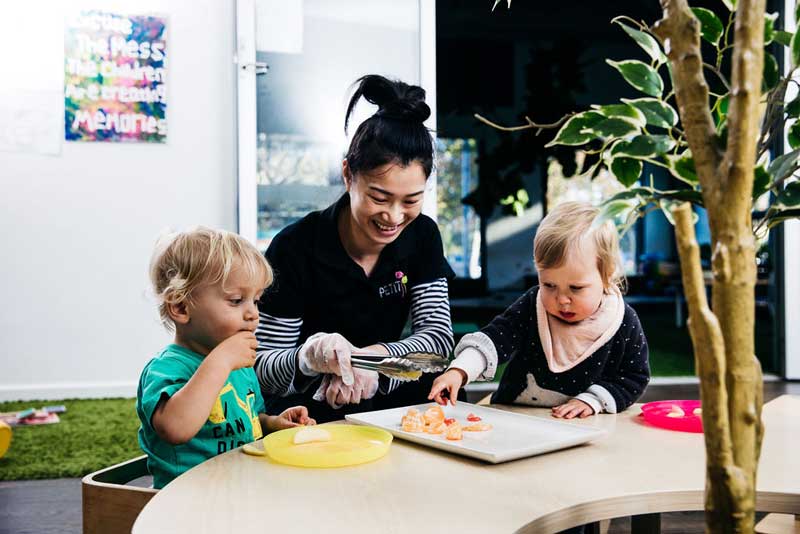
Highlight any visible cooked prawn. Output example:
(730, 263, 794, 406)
(425, 421, 446, 434)
(445, 421, 463, 441)
(463, 422, 493, 432)
(423, 405, 445, 425)
(401, 409, 425, 432)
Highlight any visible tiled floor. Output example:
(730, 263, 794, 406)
(1, 381, 797, 534)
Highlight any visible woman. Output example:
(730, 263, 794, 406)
(254, 74, 456, 422)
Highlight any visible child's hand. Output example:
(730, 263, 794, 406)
(427, 369, 467, 406)
(208, 331, 258, 371)
(265, 406, 316, 432)
(552, 398, 595, 419)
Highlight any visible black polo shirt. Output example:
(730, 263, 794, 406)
(260, 194, 455, 420)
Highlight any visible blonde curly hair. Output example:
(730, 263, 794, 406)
(534, 201, 624, 290)
(149, 227, 272, 330)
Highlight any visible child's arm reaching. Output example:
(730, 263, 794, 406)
(429, 288, 536, 405)
(151, 332, 258, 444)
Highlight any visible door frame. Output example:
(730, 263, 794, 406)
(234, 0, 438, 243)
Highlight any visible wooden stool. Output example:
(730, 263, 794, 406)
(82, 455, 158, 534)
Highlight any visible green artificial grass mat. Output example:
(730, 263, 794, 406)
(0, 398, 140, 481)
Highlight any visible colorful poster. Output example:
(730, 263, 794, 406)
(64, 11, 167, 142)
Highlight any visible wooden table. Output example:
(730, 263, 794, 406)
(133, 396, 799, 533)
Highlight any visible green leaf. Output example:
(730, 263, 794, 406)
(591, 117, 641, 138)
(763, 53, 779, 92)
(606, 187, 652, 201)
(753, 165, 771, 201)
(779, 181, 800, 206)
(775, 30, 793, 47)
(622, 97, 678, 128)
(789, 122, 800, 149)
(667, 152, 699, 184)
(611, 135, 676, 158)
(597, 198, 640, 227)
(764, 12, 779, 46)
(546, 111, 606, 147)
(714, 94, 730, 125)
(610, 157, 643, 187)
(791, 29, 800, 67)
(786, 96, 800, 117)
(691, 8, 724, 46)
(612, 20, 666, 64)
(591, 103, 647, 127)
(658, 189, 704, 206)
(768, 147, 800, 182)
(606, 59, 664, 97)
(721, 0, 737, 11)
(765, 208, 800, 229)
(492, 0, 512, 11)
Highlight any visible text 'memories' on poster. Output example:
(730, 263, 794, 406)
(65, 11, 167, 143)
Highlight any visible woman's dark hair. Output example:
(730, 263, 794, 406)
(344, 74, 434, 178)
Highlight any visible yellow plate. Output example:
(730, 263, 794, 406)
(242, 424, 392, 468)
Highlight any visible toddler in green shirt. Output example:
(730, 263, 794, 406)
(137, 227, 314, 489)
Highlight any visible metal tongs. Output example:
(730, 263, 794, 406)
(350, 351, 450, 382)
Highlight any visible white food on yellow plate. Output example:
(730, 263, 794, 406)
(292, 427, 332, 445)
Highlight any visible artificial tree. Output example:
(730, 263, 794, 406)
(486, 0, 800, 531)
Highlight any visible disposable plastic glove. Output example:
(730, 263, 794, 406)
(297, 332, 355, 385)
(312, 368, 379, 409)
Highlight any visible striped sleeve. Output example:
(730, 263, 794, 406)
(254, 313, 302, 396)
(380, 278, 454, 394)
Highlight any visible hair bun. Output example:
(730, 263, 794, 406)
(375, 99, 430, 123)
(345, 74, 430, 132)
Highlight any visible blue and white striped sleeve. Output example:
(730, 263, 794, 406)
(254, 313, 303, 396)
(379, 278, 454, 394)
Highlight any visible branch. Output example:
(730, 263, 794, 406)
(672, 203, 734, 471)
(703, 62, 732, 92)
(721, 0, 765, 209)
(653, 0, 722, 209)
(473, 113, 573, 135)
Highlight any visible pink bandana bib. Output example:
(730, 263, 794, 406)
(536, 286, 625, 373)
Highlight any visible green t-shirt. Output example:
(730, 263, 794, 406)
(137, 344, 266, 489)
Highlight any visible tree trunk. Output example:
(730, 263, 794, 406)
(655, 1, 765, 531)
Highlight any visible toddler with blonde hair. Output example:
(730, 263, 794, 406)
(430, 201, 650, 417)
(137, 227, 313, 488)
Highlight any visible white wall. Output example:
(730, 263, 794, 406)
(0, 0, 237, 401)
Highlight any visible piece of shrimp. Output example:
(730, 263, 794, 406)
(401, 412, 425, 433)
(463, 422, 493, 432)
(445, 421, 463, 440)
(425, 421, 446, 434)
(423, 405, 445, 425)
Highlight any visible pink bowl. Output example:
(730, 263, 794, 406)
(640, 400, 703, 433)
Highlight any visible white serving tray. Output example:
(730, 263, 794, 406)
(345, 402, 607, 464)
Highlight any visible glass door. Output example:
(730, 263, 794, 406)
(236, 0, 436, 251)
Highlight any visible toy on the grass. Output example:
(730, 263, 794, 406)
(0, 421, 11, 458)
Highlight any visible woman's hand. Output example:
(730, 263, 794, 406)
(297, 333, 355, 385)
(428, 369, 467, 406)
(313, 368, 379, 408)
(263, 406, 316, 433)
(551, 398, 595, 419)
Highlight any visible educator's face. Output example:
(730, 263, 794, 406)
(343, 160, 427, 247)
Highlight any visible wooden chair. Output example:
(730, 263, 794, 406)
(82, 455, 158, 534)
